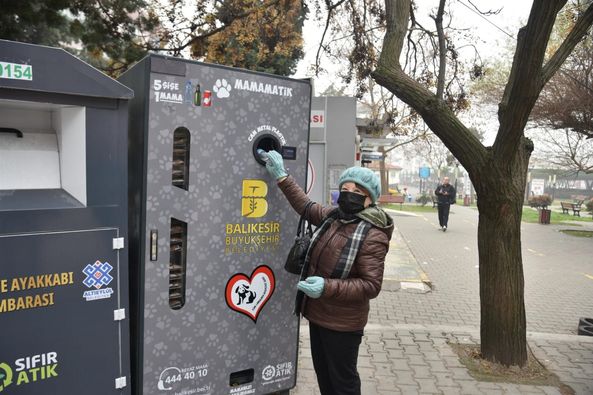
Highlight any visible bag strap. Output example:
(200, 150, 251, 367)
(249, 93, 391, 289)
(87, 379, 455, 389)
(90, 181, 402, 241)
(296, 201, 314, 237)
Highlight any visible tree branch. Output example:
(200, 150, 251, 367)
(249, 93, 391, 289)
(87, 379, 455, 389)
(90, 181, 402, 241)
(494, 1, 567, 161)
(314, 0, 349, 75)
(433, 0, 447, 99)
(373, 0, 486, 175)
(540, 2, 593, 89)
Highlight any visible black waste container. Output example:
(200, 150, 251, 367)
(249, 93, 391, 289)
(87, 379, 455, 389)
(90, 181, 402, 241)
(0, 40, 132, 395)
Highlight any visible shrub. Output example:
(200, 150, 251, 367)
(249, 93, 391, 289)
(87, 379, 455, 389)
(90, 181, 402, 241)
(528, 194, 552, 209)
(416, 193, 431, 206)
(586, 198, 593, 212)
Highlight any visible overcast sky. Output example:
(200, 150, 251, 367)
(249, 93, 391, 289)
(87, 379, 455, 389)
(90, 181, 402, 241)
(294, 0, 534, 94)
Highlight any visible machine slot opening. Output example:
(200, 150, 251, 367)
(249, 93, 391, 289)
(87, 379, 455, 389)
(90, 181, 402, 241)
(252, 134, 281, 166)
(0, 99, 87, 207)
(172, 127, 190, 190)
(229, 368, 254, 387)
(169, 218, 187, 310)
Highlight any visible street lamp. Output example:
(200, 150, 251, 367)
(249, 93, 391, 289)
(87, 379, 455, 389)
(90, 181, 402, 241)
(454, 161, 459, 192)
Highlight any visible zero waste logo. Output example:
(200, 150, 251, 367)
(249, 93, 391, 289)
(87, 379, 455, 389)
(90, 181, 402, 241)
(0, 362, 13, 392)
(0, 352, 59, 392)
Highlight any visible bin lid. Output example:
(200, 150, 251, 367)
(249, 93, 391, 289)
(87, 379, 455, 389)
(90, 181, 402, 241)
(0, 40, 133, 100)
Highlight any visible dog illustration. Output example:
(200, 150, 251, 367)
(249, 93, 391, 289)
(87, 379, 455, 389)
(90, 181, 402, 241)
(235, 284, 257, 305)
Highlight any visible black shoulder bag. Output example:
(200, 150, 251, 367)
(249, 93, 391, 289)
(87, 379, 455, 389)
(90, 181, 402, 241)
(284, 201, 314, 275)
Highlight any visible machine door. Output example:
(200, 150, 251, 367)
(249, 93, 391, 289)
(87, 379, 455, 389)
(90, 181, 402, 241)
(0, 229, 128, 394)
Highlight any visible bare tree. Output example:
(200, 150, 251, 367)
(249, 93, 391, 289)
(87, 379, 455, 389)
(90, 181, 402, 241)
(372, 0, 593, 366)
(531, 128, 593, 174)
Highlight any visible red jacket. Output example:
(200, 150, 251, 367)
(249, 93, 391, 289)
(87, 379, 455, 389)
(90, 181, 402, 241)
(279, 176, 393, 331)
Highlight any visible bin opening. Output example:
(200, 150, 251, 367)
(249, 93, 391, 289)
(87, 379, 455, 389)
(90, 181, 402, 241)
(0, 99, 87, 207)
(229, 368, 254, 387)
(253, 134, 281, 166)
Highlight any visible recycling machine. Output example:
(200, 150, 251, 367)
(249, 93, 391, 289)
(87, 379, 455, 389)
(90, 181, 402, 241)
(0, 40, 132, 394)
(119, 55, 311, 395)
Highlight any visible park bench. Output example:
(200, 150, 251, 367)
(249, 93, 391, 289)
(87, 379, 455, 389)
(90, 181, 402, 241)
(560, 201, 581, 216)
(378, 194, 405, 209)
(430, 194, 438, 208)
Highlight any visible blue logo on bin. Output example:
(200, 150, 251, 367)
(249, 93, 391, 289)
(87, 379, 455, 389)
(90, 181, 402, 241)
(83, 260, 113, 289)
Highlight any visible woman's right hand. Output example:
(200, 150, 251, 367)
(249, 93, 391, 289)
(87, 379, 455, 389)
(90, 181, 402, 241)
(262, 150, 288, 180)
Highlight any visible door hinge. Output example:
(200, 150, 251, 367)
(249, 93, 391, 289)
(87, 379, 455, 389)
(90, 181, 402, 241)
(115, 376, 127, 389)
(114, 308, 126, 321)
(113, 237, 125, 250)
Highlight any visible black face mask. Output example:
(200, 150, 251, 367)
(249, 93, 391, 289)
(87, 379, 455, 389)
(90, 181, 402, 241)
(337, 191, 367, 214)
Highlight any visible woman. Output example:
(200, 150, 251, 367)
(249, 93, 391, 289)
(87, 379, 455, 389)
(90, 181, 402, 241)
(262, 150, 393, 395)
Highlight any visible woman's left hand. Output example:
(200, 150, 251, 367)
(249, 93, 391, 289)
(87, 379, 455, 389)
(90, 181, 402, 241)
(297, 276, 325, 298)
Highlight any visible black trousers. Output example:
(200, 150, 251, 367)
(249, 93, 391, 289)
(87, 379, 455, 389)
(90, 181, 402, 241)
(309, 322, 363, 395)
(438, 203, 451, 227)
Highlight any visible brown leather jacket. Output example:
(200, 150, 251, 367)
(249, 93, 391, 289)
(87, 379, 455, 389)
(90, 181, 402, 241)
(279, 176, 393, 332)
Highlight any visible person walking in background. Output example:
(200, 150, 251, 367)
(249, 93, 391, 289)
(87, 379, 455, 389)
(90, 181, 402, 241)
(435, 176, 456, 232)
(261, 150, 393, 395)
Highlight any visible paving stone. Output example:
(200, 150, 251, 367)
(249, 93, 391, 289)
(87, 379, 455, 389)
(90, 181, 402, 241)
(410, 364, 433, 379)
(396, 384, 420, 393)
(393, 371, 418, 386)
(390, 358, 411, 371)
(427, 360, 449, 373)
(416, 378, 440, 394)
(407, 354, 430, 366)
(372, 362, 395, 377)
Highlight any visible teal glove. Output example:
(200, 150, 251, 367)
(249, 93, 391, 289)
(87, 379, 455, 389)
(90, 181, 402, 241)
(261, 150, 288, 180)
(297, 276, 325, 299)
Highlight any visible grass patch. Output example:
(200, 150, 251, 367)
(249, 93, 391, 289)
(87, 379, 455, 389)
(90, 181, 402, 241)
(522, 207, 593, 224)
(559, 229, 593, 238)
(382, 203, 437, 212)
(450, 343, 574, 394)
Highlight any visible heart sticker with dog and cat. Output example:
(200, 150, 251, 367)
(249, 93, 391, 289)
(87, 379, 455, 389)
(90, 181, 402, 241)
(225, 265, 275, 322)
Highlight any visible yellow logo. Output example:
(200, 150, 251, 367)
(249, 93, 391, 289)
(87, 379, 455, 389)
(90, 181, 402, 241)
(0, 362, 13, 392)
(242, 180, 268, 218)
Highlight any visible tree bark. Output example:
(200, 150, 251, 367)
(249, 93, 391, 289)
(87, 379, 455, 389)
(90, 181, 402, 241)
(474, 137, 532, 366)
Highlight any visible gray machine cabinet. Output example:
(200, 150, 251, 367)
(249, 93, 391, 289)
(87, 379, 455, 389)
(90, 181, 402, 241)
(0, 40, 132, 395)
(120, 56, 311, 395)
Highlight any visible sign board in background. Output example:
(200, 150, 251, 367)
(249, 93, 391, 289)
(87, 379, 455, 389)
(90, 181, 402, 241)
(531, 179, 545, 196)
(310, 110, 325, 128)
(419, 166, 431, 179)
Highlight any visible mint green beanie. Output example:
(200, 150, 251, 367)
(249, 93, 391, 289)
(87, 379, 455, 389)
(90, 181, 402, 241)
(338, 167, 381, 203)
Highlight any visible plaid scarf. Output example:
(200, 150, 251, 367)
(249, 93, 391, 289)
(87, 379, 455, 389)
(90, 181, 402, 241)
(294, 209, 371, 314)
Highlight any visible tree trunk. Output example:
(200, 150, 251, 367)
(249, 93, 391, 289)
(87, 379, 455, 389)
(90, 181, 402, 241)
(473, 137, 532, 366)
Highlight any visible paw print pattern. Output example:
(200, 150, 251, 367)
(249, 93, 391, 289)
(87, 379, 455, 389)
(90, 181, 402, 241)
(155, 315, 172, 331)
(153, 341, 167, 357)
(146, 195, 159, 212)
(158, 155, 172, 171)
(205, 333, 221, 349)
(156, 128, 172, 145)
(144, 301, 159, 320)
(159, 185, 174, 200)
(248, 100, 260, 113)
(213, 79, 232, 98)
(181, 312, 196, 327)
(208, 309, 220, 323)
(236, 108, 249, 124)
(210, 184, 223, 200)
(180, 337, 196, 352)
